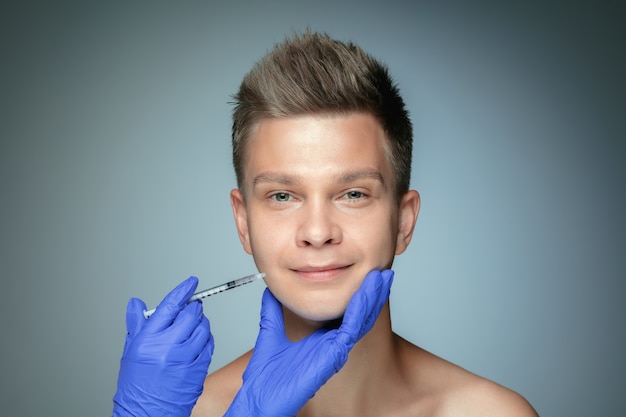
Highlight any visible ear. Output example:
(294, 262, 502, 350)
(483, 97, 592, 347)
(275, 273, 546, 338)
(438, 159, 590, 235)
(395, 190, 420, 255)
(230, 189, 252, 254)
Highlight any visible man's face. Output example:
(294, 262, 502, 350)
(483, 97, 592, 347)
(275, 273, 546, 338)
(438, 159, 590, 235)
(231, 113, 419, 324)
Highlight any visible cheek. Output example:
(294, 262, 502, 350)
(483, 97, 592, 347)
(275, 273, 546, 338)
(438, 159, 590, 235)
(246, 212, 291, 266)
(352, 213, 398, 263)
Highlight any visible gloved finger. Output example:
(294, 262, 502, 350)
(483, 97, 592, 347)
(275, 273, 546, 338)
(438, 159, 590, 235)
(126, 297, 147, 336)
(165, 301, 205, 343)
(336, 269, 394, 347)
(357, 269, 393, 336)
(194, 334, 215, 372)
(165, 313, 213, 365)
(358, 269, 393, 336)
(244, 288, 286, 376)
(188, 332, 214, 376)
(144, 276, 199, 333)
(258, 287, 286, 337)
(186, 315, 214, 365)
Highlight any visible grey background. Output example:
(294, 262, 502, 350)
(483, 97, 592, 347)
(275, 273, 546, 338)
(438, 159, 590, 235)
(1, 1, 624, 416)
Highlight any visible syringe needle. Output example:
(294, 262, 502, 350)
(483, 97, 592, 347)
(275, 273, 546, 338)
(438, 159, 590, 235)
(143, 272, 265, 319)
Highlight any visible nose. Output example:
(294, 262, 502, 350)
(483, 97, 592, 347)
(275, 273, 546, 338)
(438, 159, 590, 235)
(296, 200, 342, 248)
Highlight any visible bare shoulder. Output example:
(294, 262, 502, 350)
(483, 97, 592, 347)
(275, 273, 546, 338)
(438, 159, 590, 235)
(450, 377, 539, 417)
(396, 337, 538, 417)
(191, 350, 252, 417)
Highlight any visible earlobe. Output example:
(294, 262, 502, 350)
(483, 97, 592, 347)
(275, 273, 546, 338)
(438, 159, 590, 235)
(230, 189, 253, 254)
(395, 190, 420, 255)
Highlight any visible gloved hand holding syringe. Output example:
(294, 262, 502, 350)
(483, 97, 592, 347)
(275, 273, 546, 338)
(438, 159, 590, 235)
(143, 272, 265, 318)
(112, 272, 266, 417)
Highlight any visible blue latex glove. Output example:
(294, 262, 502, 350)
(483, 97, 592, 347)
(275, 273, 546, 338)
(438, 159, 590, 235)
(112, 276, 214, 417)
(224, 269, 394, 417)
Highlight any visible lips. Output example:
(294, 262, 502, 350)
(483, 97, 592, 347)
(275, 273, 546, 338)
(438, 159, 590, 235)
(291, 264, 352, 281)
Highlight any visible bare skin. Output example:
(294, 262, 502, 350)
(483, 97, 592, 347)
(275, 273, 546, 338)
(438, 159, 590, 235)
(192, 303, 537, 416)
(191, 113, 538, 417)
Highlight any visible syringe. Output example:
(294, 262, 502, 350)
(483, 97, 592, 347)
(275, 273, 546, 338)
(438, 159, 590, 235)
(143, 272, 265, 318)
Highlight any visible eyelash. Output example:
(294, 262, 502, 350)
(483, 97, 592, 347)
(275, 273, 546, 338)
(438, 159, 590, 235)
(267, 190, 368, 204)
(345, 190, 364, 200)
(270, 192, 293, 202)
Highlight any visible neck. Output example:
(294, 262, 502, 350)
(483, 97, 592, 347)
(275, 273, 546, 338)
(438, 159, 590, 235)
(291, 302, 403, 416)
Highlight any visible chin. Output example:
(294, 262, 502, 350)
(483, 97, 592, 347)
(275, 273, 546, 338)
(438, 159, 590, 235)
(266, 274, 363, 324)
(288, 301, 348, 324)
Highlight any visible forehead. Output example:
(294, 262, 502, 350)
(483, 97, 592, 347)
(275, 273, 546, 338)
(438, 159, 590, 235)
(244, 113, 392, 172)
(240, 113, 395, 194)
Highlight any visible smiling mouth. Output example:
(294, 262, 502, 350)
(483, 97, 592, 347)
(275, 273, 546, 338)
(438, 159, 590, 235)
(292, 265, 352, 281)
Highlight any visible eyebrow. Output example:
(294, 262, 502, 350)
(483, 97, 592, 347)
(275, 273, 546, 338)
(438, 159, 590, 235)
(252, 172, 300, 187)
(251, 168, 385, 188)
(335, 168, 385, 186)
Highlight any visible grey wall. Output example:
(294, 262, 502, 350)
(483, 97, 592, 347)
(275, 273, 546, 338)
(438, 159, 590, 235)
(1, 1, 624, 416)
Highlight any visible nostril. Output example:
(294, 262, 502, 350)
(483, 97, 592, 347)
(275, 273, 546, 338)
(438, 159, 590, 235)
(296, 206, 343, 247)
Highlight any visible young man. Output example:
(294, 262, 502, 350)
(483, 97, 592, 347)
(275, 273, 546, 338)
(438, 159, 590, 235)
(113, 32, 538, 417)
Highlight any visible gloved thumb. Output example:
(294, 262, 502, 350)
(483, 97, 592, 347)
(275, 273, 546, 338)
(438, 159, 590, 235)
(336, 269, 394, 348)
(126, 297, 147, 336)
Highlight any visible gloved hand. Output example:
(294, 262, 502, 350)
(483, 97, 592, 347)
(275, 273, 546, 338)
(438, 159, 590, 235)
(112, 276, 214, 417)
(224, 269, 394, 417)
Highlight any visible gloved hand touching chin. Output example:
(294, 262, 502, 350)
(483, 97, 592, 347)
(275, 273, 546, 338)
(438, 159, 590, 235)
(224, 269, 394, 417)
(112, 276, 214, 417)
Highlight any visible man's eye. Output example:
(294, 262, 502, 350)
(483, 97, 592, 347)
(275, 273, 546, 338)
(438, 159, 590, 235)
(271, 192, 292, 202)
(345, 191, 364, 199)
